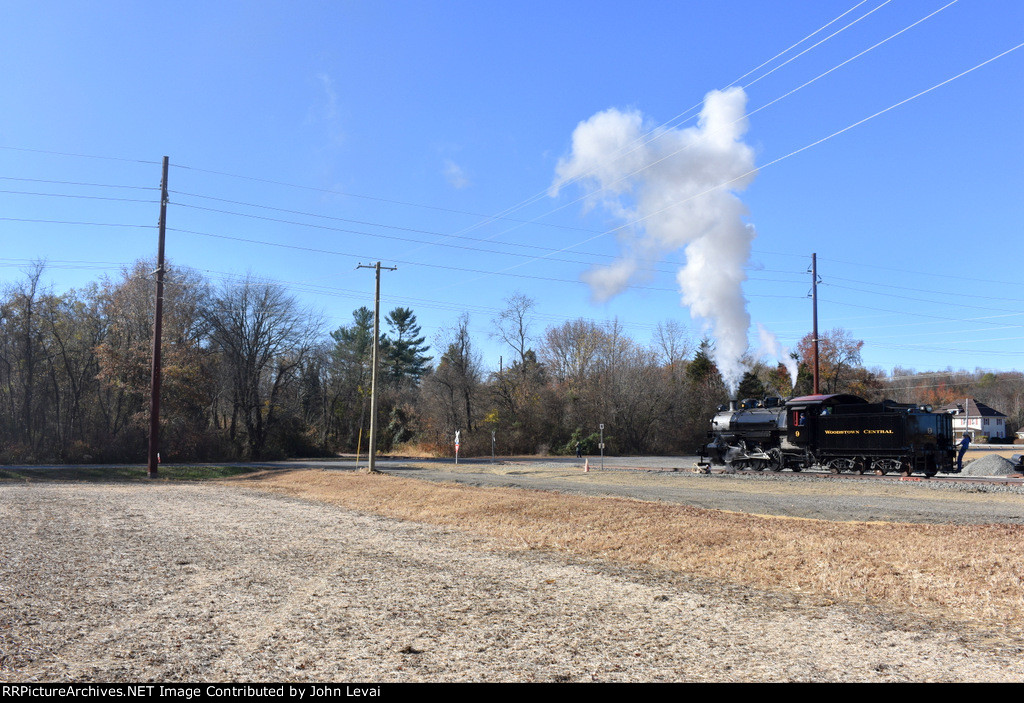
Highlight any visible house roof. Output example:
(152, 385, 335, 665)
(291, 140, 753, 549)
(942, 398, 1007, 418)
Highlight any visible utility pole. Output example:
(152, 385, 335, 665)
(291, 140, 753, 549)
(811, 252, 820, 395)
(147, 156, 169, 478)
(357, 261, 396, 473)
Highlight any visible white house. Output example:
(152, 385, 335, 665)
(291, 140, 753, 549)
(942, 399, 1008, 440)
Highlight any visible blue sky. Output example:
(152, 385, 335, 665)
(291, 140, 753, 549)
(2, 0, 1022, 383)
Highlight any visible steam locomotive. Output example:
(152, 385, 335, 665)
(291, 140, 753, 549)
(700, 394, 958, 476)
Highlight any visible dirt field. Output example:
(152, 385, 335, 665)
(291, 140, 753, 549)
(2, 471, 1024, 682)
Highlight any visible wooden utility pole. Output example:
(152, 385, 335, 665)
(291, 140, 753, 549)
(811, 252, 820, 395)
(357, 261, 396, 473)
(147, 156, 169, 478)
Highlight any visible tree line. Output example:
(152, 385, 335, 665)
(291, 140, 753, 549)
(1, 261, 1020, 463)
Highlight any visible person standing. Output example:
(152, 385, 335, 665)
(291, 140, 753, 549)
(957, 432, 971, 472)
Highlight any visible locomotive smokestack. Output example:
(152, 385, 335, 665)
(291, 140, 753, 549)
(729, 398, 738, 412)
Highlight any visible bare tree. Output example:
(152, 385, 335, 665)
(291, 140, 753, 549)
(423, 314, 482, 440)
(541, 318, 604, 386)
(491, 292, 536, 367)
(0, 263, 47, 451)
(797, 328, 865, 394)
(206, 275, 322, 458)
(653, 319, 691, 383)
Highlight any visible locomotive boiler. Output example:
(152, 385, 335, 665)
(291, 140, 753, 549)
(701, 394, 958, 477)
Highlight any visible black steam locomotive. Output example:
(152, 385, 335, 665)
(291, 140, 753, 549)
(701, 394, 958, 476)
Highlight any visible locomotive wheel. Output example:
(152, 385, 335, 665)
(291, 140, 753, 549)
(827, 458, 855, 474)
(872, 459, 900, 476)
(767, 449, 784, 473)
(853, 457, 866, 475)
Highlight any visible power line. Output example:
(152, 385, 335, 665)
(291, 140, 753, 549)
(0, 176, 157, 191)
(145, 265, 695, 335)
(443, 1, 888, 238)
(431, 1, 949, 266)
(0, 217, 155, 228)
(167, 225, 810, 301)
(169, 192, 638, 265)
(824, 281, 1024, 314)
(742, 0, 895, 91)
(821, 256, 1024, 289)
(429, 6, 998, 293)
(160, 1, 882, 267)
(0, 145, 161, 165)
(826, 274, 1024, 300)
(0, 189, 157, 204)
(168, 203, 668, 270)
(596, 40, 1024, 244)
(820, 296, 1024, 328)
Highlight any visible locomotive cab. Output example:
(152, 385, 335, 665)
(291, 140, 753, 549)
(785, 394, 867, 447)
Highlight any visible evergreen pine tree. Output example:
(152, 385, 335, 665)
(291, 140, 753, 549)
(381, 307, 431, 386)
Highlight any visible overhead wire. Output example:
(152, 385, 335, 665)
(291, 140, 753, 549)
(421, 0, 969, 291)
(441, 0, 887, 236)
(0, 145, 161, 166)
(168, 190, 661, 266)
(147, 263, 690, 337)
(3, 3, 949, 291)
(558, 38, 1024, 256)
(3, 5, 1019, 368)
(0, 217, 154, 229)
(163, 0, 881, 264)
(0, 176, 158, 191)
(168, 224, 808, 299)
(0, 189, 158, 204)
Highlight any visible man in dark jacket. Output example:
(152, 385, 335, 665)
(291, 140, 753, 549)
(957, 432, 971, 472)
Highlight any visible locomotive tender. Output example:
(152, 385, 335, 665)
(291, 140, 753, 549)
(701, 393, 958, 476)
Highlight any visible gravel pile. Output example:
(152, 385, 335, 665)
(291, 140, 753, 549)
(962, 454, 1021, 477)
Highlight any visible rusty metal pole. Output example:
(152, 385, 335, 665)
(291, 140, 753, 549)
(811, 252, 820, 395)
(147, 156, 169, 478)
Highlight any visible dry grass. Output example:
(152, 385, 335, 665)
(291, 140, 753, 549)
(233, 469, 1024, 629)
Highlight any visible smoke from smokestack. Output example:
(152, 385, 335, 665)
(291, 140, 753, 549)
(551, 87, 788, 391)
(757, 323, 798, 391)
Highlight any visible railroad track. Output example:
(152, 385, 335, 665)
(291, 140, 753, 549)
(706, 465, 1024, 486)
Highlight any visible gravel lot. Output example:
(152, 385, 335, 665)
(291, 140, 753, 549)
(3, 480, 1024, 682)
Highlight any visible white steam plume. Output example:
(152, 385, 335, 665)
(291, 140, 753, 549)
(756, 323, 798, 392)
(551, 87, 762, 391)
